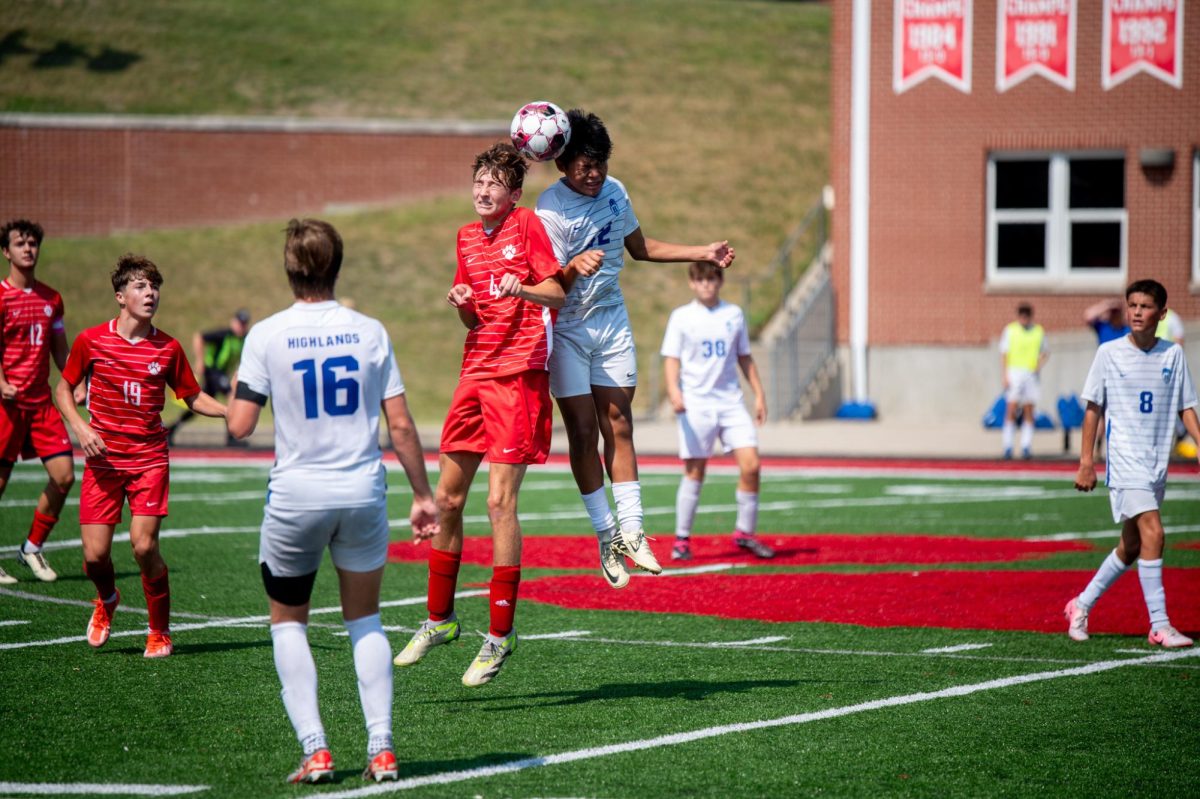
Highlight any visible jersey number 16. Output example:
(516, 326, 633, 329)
(293, 356, 360, 419)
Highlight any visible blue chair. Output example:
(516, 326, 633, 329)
(1057, 394, 1085, 452)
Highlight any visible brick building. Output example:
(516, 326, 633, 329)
(829, 1, 1198, 421)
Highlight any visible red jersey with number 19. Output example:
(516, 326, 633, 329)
(455, 206, 561, 380)
(61, 320, 201, 471)
(1, 279, 65, 410)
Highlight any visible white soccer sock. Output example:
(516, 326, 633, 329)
(1019, 420, 1034, 450)
(675, 477, 702, 538)
(1001, 419, 1015, 450)
(581, 487, 617, 540)
(344, 613, 393, 741)
(1137, 558, 1170, 630)
(612, 481, 643, 533)
(1077, 549, 1130, 609)
(270, 622, 325, 749)
(735, 490, 759, 535)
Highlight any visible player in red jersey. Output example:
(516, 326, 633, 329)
(394, 143, 564, 686)
(54, 254, 227, 658)
(0, 220, 76, 585)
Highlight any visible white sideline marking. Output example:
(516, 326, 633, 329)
(0, 617, 268, 651)
(522, 630, 593, 641)
(1026, 524, 1200, 542)
(0, 619, 30, 627)
(0, 587, 216, 620)
(0, 782, 207, 796)
(647, 563, 744, 577)
(921, 643, 994, 653)
(711, 636, 790, 647)
(321, 648, 1200, 797)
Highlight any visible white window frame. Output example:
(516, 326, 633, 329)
(986, 151, 1127, 291)
(1193, 150, 1199, 287)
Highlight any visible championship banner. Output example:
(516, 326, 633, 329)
(894, 0, 973, 94)
(1102, 0, 1184, 90)
(997, 0, 1076, 91)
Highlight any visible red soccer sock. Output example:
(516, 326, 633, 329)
(141, 567, 171, 633)
(488, 565, 521, 638)
(26, 510, 58, 549)
(83, 558, 117, 602)
(427, 548, 462, 622)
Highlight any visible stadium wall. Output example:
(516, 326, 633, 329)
(0, 114, 508, 236)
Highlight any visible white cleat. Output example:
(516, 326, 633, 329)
(1063, 597, 1089, 642)
(611, 526, 662, 574)
(0, 566, 16, 585)
(598, 530, 630, 589)
(1148, 625, 1194, 649)
(462, 631, 516, 687)
(17, 548, 57, 582)
(394, 614, 459, 666)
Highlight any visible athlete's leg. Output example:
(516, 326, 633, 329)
(0, 461, 11, 499)
(268, 594, 329, 767)
(129, 514, 172, 639)
(81, 522, 119, 600)
(732, 445, 761, 533)
(426, 452, 480, 621)
(1124, 510, 1174, 633)
(335, 565, 393, 760)
(676, 459, 707, 539)
(1002, 399, 1018, 454)
(1019, 402, 1035, 455)
(26, 453, 73, 550)
(558, 393, 605, 494)
(487, 462, 526, 638)
(593, 384, 641, 529)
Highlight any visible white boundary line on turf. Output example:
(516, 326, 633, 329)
(320, 648, 1200, 797)
(0, 782, 208, 796)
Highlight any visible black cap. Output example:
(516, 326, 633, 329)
(234, 309, 251, 324)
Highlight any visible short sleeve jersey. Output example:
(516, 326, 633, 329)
(62, 320, 201, 471)
(236, 301, 404, 510)
(1, 279, 65, 409)
(999, 322, 1046, 376)
(454, 206, 562, 380)
(660, 299, 751, 409)
(1081, 336, 1198, 489)
(535, 176, 640, 327)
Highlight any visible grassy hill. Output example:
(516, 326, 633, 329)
(4, 0, 830, 422)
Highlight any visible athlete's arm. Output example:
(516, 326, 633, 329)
(495, 274, 565, 309)
(447, 284, 479, 330)
(54, 377, 106, 457)
(1180, 408, 1200, 468)
(561, 249, 604, 293)
(625, 229, 735, 268)
(183, 390, 226, 419)
(1073, 402, 1103, 492)
(382, 392, 439, 541)
(663, 356, 685, 413)
(191, 331, 207, 377)
(739, 354, 767, 425)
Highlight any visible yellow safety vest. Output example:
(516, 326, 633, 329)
(1004, 322, 1044, 372)
(1155, 310, 1175, 340)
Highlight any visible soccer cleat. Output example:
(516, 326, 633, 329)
(144, 631, 174, 658)
(394, 614, 460, 666)
(86, 590, 121, 648)
(0, 566, 16, 585)
(671, 538, 692, 561)
(287, 749, 334, 784)
(462, 631, 516, 687)
(16, 548, 57, 582)
(1063, 597, 1089, 642)
(598, 530, 630, 588)
(611, 526, 662, 574)
(362, 750, 399, 782)
(1148, 625, 1194, 649)
(733, 532, 775, 559)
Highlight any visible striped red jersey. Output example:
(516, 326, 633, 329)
(454, 206, 562, 380)
(62, 320, 201, 470)
(0, 279, 65, 409)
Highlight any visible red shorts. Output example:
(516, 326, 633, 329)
(0, 401, 72, 463)
(79, 464, 170, 525)
(440, 371, 552, 464)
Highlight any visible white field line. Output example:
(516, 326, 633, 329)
(921, 643, 994, 653)
(642, 563, 743, 577)
(0, 587, 216, 620)
(0, 619, 30, 627)
(711, 636, 790, 646)
(0, 782, 208, 796)
(320, 648, 1200, 798)
(521, 630, 594, 641)
(0, 617, 268, 651)
(1026, 524, 1200, 542)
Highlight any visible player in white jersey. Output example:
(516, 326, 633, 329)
(535, 108, 735, 587)
(226, 219, 439, 784)
(661, 262, 772, 561)
(1064, 280, 1200, 649)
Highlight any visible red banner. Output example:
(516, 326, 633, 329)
(894, 0, 973, 94)
(1102, 0, 1184, 89)
(997, 0, 1076, 91)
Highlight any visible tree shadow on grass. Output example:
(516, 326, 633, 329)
(0, 29, 34, 65)
(2, 30, 141, 73)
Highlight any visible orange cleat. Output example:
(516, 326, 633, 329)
(287, 749, 334, 784)
(362, 750, 399, 782)
(143, 631, 174, 658)
(86, 590, 121, 648)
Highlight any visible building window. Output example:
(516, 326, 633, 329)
(986, 152, 1127, 288)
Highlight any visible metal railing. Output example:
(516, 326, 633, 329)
(759, 251, 834, 419)
(742, 196, 827, 335)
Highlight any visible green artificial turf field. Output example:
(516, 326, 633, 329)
(1, 456, 1198, 797)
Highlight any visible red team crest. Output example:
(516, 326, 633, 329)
(894, 0, 973, 94)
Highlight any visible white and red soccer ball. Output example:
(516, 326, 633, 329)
(510, 101, 571, 163)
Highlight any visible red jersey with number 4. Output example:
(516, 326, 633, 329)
(454, 206, 562, 380)
(62, 320, 201, 470)
(1, 279, 65, 410)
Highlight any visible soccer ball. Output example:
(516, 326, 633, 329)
(510, 101, 571, 162)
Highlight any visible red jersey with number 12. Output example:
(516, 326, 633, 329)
(62, 320, 201, 471)
(454, 206, 561, 380)
(1, 279, 65, 409)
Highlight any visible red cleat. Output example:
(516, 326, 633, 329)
(287, 749, 334, 784)
(143, 631, 174, 658)
(363, 750, 399, 782)
(86, 590, 121, 648)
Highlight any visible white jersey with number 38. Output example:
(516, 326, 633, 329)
(660, 299, 751, 409)
(237, 300, 405, 510)
(1081, 336, 1197, 489)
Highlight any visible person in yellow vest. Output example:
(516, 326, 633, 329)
(1157, 309, 1196, 458)
(1000, 303, 1049, 459)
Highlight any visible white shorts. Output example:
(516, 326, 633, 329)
(1108, 485, 1165, 524)
(1005, 371, 1040, 406)
(677, 403, 758, 460)
(259, 501, 390, 576)
(549, 303, 638, 398)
